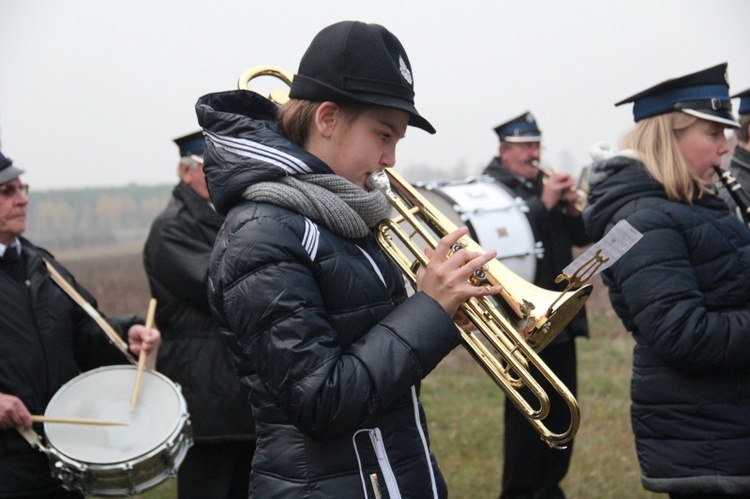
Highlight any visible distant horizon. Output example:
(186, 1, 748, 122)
(2, 0, 748, 190)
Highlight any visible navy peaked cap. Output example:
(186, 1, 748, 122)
(0, 151, 25, 184)
(173, 131, 205, 158)
(615, 63, 739, 127)
(733, 87, 750, 116)
(493, 112, 541, 143)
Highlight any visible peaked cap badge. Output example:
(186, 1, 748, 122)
(399, 55, 413, 85)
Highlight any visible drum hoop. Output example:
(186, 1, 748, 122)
(44, 365, 188, 463)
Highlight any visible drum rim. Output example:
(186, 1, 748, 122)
(415, 176, 539, 281)
(44, 365, 187, 463)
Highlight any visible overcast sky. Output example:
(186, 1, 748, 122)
(1, 0, 749, 191)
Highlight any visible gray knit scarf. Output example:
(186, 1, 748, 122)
(242, 174, 392, 238)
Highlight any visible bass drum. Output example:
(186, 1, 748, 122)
(43, 365, 192, 496)
(415, 176, 542, 282)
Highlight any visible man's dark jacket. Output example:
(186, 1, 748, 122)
(484, 158, 590, 339)
(143, 182, 254, 442)
(0, 239, 138, 497)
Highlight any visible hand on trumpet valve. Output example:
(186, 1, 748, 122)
(541, 171, 576, 211)
(416, 226, 503, 318)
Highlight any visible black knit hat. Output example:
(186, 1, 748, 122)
(289, 21, 435, 134)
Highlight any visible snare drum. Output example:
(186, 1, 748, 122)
(42, 365, 192, 496)
(416, 176, 542, 282)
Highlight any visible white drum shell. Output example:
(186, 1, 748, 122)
(416, 176, 540, 282)
(43, 365, 192, 496)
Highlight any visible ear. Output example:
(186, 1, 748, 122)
(314, 101, 340, 138)
(178, 162, 192, 183)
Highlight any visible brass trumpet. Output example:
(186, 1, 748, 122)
(540, 164, 589, 216)
(237, 65, 592, 447)
(368, 170, 591, 448)
(238, 65, 293, 105)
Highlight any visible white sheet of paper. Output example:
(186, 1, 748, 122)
(563, 219, 643, 278)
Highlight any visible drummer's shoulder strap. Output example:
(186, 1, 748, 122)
(42, 259, 137, 365)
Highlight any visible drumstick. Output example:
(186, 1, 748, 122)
(44, 259, 136, 365)
(32, 415, 128, 426)
(130, 298, 157, 411)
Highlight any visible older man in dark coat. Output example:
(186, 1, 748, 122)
(483, 112, 590, 499)
(143, 132, 255, 499)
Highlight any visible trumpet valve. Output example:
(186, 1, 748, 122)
(469, 267, 488, 286)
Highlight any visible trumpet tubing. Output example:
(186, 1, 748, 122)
(369, 169, 592, 447)
(237, 65, 293, 105)
(541, 166, 589, 216)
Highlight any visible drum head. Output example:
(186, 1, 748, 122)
(417, 177, 538, 281)
(45, 366, 183, 463)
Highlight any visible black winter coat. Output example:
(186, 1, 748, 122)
(0, 239, 139, 497)
(196, 90, 460, 498)
(143, 182, 254, 442)
(583, 152, 750, 494)
(484, 158, 590, 340)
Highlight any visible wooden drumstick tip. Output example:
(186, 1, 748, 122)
(130, 298, 157, 411)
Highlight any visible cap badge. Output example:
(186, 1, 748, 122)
(399, 55, 413, 85)
(525, 113, 533, 122)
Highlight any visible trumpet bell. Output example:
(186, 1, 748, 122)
(369, 169, 591, 447)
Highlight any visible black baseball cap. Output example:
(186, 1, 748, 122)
(0, 152, 24, 184)
(289, 21, 435, 134)
(615, 63, 740, 128)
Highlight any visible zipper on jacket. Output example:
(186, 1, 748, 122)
(369, 474, 383, 499)
(369, 428, 401, 499)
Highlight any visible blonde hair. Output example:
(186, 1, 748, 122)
(619, 112, 710, 203)
(737, 114, 750, 144)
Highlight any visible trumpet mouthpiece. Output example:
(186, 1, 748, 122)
(367, 171, 390, 192)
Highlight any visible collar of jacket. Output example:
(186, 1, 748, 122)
(731, 146, 750, 172)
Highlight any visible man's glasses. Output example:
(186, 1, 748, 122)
(0, 183, 29, 198)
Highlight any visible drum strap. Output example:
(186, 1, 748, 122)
(43, 259, 137, 365)
(15, 426, 47, 451)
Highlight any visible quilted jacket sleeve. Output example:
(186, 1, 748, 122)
(211, 207, 460, 439)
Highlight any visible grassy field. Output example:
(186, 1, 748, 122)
(60, 250, 658, 499)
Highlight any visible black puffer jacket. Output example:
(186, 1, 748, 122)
(0, 238, 139, 497)
(583, 150, 750, 495)
(196, 90, 460, 498)
(143, 182, 254, 442)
